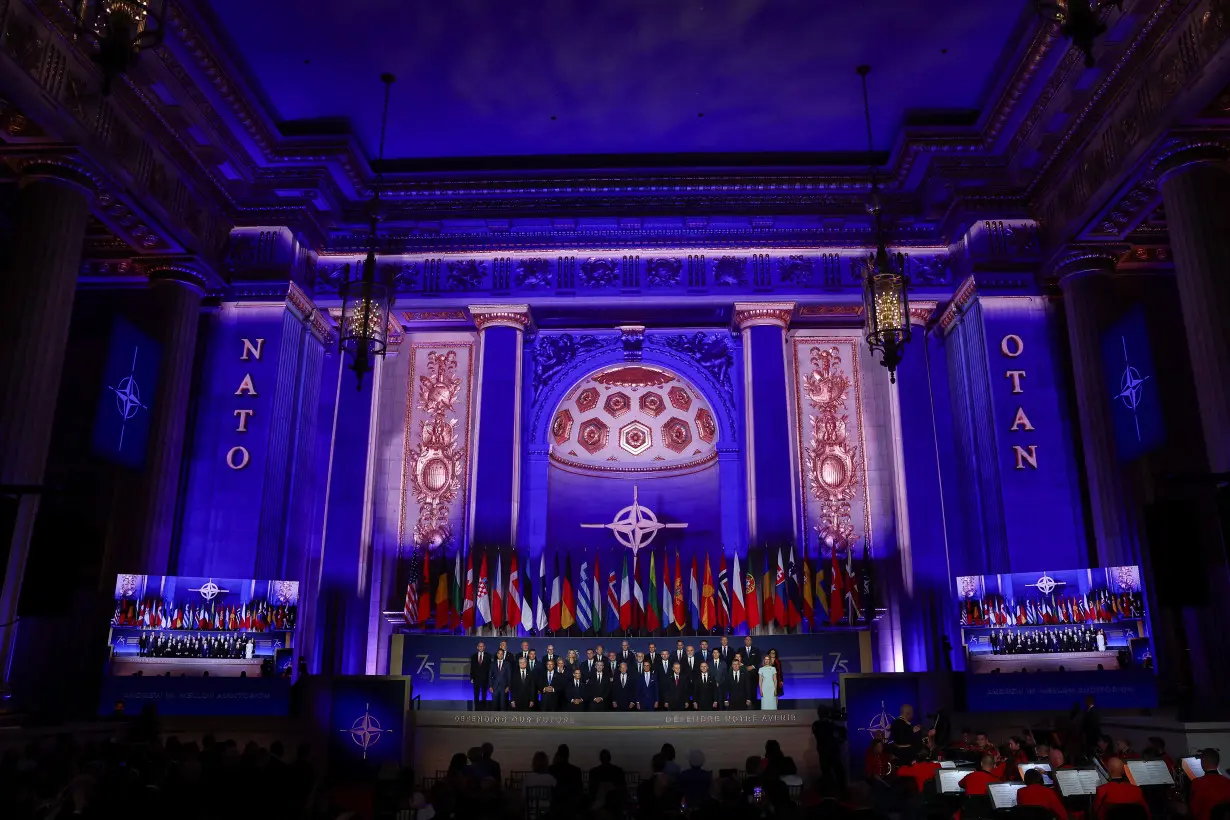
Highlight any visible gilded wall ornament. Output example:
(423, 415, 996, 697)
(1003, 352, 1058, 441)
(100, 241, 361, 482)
(407, 351, 467, 548)
(802, 346, 861, 554)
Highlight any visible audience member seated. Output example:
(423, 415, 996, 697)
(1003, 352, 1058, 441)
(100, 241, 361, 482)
(588, 747, 626, 810)
(1018, 768, 1069, 820)
(1092, 758, 1151, 820)
(638, 753, 683, 815)
(763, 739, 798, 779)
(678, 749, 713, 807)
(1190, 750, 1230, 820)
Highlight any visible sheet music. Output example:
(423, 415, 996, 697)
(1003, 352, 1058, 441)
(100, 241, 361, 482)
(1019, 763, 1053, 776)
(1054, 768, 1101, 796)
(1182, 758, 1206, 780)
(1126, 759, 1174, 787)
(938, 769, 967, 794)
(939, 761, 957, 769)
(989, 783, 1026, 810)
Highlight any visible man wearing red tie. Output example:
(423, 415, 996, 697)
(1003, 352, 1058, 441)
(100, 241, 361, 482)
(662, 661, 689, 710)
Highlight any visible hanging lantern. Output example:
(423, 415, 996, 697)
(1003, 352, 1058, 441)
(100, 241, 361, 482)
(337, 243, 393, 390)
(856, 65, 911, 383)
(73, 0, 167, 95)
(337, 72, 397, 390)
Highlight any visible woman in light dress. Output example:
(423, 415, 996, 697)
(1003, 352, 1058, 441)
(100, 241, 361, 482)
(758, 648, 779, 710)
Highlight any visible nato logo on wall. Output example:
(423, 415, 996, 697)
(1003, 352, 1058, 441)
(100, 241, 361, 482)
(328, 677, 409, 774)
(93, 317, 161, 468)
(1100, 306, 1163, 462)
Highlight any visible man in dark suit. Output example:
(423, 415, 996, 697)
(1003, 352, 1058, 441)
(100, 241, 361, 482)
(694, 661, 719, 710)
(737, 635, 762, 670)
(710, 649, 728, 695)
(516, 640, 532, 666)
(673, 640, 687, 668)
(542, 643, 558, 669)
(611, 661, 638, 711)
(724, 658, 753, 710)
(1082, 695, 1103, 758)
(657, 650, 673, 682)
(565, 668, 588, 711)
(662, 661, 690, 710)
(539, 658, 564, 711)
(636, 660, 658, 711)
(510, 657, 538, 710)
(582, 648, 599, 681)
(616, 640, 635, 671)
(469, 641, 492, 710)
(489, 649, 511, 711)
(682, 645, 701, 680)
(588, 661, 613, 710)
(718, 635, 733, 667)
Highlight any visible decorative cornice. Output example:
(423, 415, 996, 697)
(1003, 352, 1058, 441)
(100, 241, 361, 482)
(797, 304, 864, 319)
(16, 157, 98, 196)
(1051, 244, 1128, 282)
(1153, 141, 1230, 182)
(908, 300, 939, 327)
(402, 309, 469, 323)
(469, 304, 531, 331)
(733, 301, 795, 330)
(938, 276, 980, 334)
(143, 258, 210, 294)
(285, 281, 333, 345)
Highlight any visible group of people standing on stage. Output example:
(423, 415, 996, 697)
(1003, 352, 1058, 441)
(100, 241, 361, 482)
(987, 626, 1108, 655)
(468, 636, 785, 711)
(137, 631, 256, 659)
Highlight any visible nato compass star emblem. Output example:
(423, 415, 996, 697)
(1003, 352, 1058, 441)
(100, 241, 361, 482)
(189, 578, 230, 601)
(1114, 336, 1151, 442)
(341, 703, 392, 759)
(1027, 572, 1066, 596)
(580, 485, 688, 554)
(859, 701, 894, 739)
(106, 345, 148, 452)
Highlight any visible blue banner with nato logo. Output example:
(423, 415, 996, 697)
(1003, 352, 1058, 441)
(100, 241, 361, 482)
(1101, 305, 1163, 462)
(329, 677, 409, 774)
(395, 632, 866, 702)
(93, 317, 161, 468)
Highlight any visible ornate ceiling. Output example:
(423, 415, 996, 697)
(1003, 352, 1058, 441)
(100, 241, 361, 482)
(550, 365, 719, 474)
(204, 0, 1028, 162)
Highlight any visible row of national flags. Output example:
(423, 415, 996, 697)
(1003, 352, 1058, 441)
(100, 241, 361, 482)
(403, 542, 873, 634)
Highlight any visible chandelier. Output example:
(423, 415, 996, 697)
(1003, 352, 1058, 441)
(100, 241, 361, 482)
(338, 73, 397, 390)
(1035, 1, 1124, 68)
(72, 0, 166, 95)
(856, 65, 910, 384)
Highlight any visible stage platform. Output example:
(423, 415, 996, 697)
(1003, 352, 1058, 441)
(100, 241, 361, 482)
(967, 651, 1120, 674)
(111, 657, 265, 678)
(410, 708, 819, 777)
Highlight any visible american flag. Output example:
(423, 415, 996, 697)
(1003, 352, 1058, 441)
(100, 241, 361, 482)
(405, 547, 425, 624)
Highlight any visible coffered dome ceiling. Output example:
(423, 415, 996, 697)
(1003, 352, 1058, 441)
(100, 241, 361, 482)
(550, 365, 718, 474)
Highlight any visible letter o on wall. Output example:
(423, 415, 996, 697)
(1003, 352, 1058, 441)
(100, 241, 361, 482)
(1000, 334, 1025, 358)
(226, 445, 251, 470)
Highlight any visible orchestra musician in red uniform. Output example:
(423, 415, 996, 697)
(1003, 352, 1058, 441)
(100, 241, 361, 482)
(958, 755, 1001, 796)
(1018, 769, 1069, 820)
(1190, 750, 1230, 820)
(865, 739, 893, 780)
(1092, 758, 1151, 820)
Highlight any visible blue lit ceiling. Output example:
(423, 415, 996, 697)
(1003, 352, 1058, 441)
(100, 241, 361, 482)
(205, 0, 1031, 164)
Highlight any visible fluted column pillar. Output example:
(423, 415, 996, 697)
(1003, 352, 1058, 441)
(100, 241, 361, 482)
(0, 161, 94, 680)
(122, 265, 206, 576)
(468, 305, 530, 549)
(733, 302, 797, 548)
(1057, 249, 1140, 568)
(1158, 146, 1230, 473)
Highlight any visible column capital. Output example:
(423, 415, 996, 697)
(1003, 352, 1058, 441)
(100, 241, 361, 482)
(907, 300, 938, 328)
(733, 301, 795, 330)
(1052, 245, 1126, 286)
(16, 158, 98, 198)
(469, 304, 531, 331)
(1154, 142, 1230, 184)
(140, 257, 210, 295)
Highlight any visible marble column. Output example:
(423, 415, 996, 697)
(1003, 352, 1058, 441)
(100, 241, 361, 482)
(468, 305, 530, 549)
(1057, 251, 1140, 568)
(733, 302, 797, 547)
(889, 302, 949, 672)
(0, 161, 94, 680)
(1158, 146, 1230, 473)
(1156, 146, 1230, 701)
(119, 265, 207, 576)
